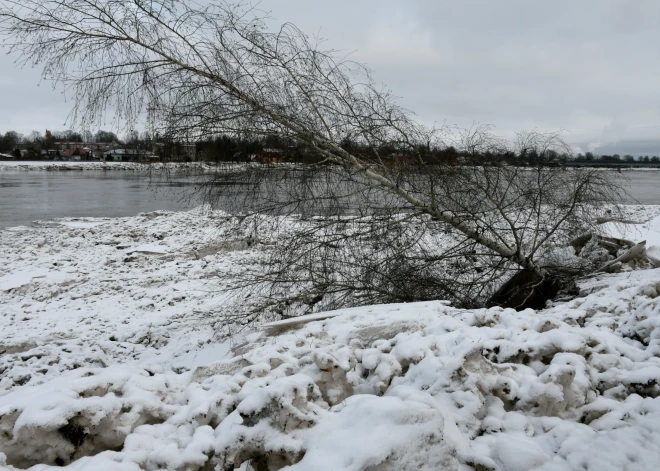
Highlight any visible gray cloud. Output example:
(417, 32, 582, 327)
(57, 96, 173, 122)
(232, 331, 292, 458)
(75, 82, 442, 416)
(2, 0, 660, 153)
(589, 138, 660, 157)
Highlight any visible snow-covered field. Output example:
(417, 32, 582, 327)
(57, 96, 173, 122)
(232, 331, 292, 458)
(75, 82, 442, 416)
(2, 206, 660, 470)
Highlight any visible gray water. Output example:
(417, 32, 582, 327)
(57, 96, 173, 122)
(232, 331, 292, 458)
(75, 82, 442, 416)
(0, 171, 202, 230)
(1, 170, 659, 230)
(624, 172, 660, 204)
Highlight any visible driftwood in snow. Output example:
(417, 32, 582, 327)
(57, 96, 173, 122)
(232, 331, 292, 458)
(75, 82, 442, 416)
(263, 312, 343, 337)
(599, 240, 623, 254)
(597, 241, 647, 273)
(595, 217, 645, 225)
(600, 235, 635, 248)
(570, 232, 635, 256)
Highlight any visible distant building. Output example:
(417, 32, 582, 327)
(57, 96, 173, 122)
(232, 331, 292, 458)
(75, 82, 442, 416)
(40, 149, 60, 159)
(52, 142, 111, 159)
(64, 147, 91, 159)
(104, 148, 157, 161)
(250, 148, 285, 163)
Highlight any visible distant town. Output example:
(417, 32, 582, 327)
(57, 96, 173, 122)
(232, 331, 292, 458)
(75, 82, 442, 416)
(0, 129, 297, 164)
(0, 129, 198, 162)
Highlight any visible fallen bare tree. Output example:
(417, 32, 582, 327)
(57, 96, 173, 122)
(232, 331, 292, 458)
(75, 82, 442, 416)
(208, 148, 626, 321)
(0, 0, 627, 312)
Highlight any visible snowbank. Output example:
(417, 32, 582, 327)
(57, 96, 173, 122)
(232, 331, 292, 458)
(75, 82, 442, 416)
(2, 207, 660, 470)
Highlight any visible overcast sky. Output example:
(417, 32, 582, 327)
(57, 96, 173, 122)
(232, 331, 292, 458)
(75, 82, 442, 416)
(2, 0, 660, 155)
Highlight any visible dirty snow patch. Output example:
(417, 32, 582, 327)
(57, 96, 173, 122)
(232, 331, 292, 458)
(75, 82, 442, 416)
(129, 243, 171, 254)
(58, 220, 109, 229)
(0, 270, 48, 291)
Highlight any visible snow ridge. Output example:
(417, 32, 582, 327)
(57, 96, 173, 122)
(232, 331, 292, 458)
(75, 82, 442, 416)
(1, 270, 660, 470)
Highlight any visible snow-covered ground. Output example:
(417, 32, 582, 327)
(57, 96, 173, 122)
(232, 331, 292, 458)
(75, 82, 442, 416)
(1, 206, 660, 470)
(0, 207, 261, 387)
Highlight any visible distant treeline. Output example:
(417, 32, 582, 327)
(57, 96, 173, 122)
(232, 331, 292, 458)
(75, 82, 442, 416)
(194, 134, 553, 164)
(3, 129, 660, 165)
(573, 152, 660, 164)
(193, 135, 660, 165)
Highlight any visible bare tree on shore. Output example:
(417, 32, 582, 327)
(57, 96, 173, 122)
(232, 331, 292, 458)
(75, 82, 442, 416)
(0, 0, 625, 312)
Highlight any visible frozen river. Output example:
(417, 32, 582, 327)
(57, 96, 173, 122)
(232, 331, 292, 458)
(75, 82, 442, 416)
(1, 169, 659, 230)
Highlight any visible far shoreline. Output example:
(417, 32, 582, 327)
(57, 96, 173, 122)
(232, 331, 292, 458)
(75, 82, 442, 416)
(3, 160, 660, 172)
(0, 160, 215, 172)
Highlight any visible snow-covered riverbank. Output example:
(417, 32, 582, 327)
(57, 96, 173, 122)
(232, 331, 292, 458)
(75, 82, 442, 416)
(4, 160, 660, 173)
(0, 161, 215, 172)
(2, 207, 660, 470)
(0, 207, 262, 387)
